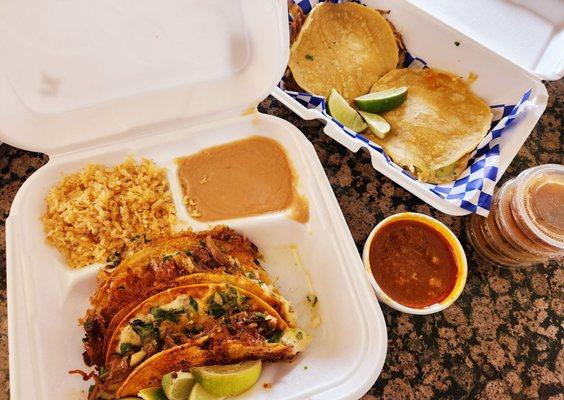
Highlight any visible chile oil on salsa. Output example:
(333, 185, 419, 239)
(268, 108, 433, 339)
(369, 219, 458, 308)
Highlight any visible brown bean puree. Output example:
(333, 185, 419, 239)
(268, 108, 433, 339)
(369, 219, 458, 308)
(177, 136, 309, 223)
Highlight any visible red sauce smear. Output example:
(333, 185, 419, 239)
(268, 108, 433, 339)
(369, 219, 458, 308)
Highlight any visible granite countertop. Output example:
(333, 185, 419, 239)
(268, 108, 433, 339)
(0, 80, 562, 400)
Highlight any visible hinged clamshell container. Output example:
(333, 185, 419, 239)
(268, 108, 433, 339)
(2, 1, 387, 399)
(409, 0, 564, 81)
(274, 0, 561, 216)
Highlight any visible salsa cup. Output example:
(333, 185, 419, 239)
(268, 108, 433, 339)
(362, 212, 468, 315)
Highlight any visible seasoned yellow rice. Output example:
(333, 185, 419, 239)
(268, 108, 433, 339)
(42, 157, 176, 268)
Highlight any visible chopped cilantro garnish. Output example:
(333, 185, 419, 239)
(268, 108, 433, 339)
(119, 342, 133, 355)
(189, 297, 199, 312)
(208, 302, 225, 318)
(207, 288, 249, 318)
(220, 290, 231, 303)
(106, 251, 121, 267)
(131, 319, 159, 340)
(267, 330, 284, 343)
(99, 366, 108, 381)
(305, 54, 314, 61)
(150, 307, 184, 325)
(184, 249, 192, 256)
(254, 312, 267, 321)
(162, 251, 179, 262)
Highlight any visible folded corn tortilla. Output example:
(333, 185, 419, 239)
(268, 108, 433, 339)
(289, 2, 398, 102)
(369, 68, 492, 184)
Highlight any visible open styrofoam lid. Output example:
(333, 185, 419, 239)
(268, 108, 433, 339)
(408, 0, 564, 81)
(0, 0, 288, 155)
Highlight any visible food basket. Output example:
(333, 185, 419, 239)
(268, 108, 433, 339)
(274, 0, 563, 216)
(1, 1, 386, 399)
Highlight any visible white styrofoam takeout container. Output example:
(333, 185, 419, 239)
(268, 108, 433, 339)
(1, 1, 387, 399)
(273, 0, 562, 216)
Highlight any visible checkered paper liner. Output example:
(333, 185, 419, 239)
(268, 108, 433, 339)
(282, 0, 533, 216)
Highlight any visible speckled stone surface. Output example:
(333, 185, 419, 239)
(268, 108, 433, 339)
(0, 80, 562, 400)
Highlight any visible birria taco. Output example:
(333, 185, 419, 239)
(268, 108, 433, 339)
(91, 283, 308, 399)
(77, 226, 308, 400)
(82, 226, 297, 369)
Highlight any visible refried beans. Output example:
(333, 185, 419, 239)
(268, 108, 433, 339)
(177, 136, 309, 223)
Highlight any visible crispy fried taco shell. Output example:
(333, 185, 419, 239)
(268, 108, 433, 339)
(96, 283, 307, 398)
(82, 227, 296, 368)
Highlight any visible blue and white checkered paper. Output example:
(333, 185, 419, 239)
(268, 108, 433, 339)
(283, 0, 532, 216)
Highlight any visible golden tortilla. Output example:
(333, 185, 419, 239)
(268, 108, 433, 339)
(369, 68, 492, 183)
(289, 2, 398, 102)
(107, 283, 307, 397)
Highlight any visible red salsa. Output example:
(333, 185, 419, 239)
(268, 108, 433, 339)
(369, 219, 458, 308)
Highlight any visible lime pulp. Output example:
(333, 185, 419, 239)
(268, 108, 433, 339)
(358, 111, 391, 139)
(327, 89, 367, 132)
(191, 360, 262, 397)
(188, 383, 226, 400)
(162, 371, 196, 400)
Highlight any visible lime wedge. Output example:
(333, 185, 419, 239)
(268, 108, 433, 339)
(354, 86, 408, 113)
(358, 111, 391, 139)
(138, 387, 167, 400)
(188, 383, 225, 400)
(191, 360, 262, 397)
(162, 371, 196, 400)
(327, 89, 367, 132)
